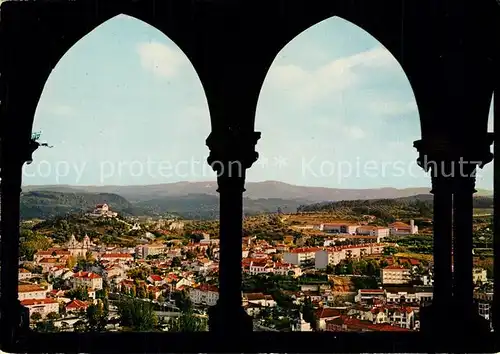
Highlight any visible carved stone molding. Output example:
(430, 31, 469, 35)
(206, 129, 261, 172)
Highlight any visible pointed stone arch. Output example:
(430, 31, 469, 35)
(252, 16, 421, 186)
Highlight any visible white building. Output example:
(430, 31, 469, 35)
(385, 287, 433, 303)
(21, 298, 59, 319)
(71, 271, 103, 290)
(356, 226, 390, 239)
(321, 223, 360, 234)
(381, 265, 412, 285)
(242, 293, 276, 307)
(135, 244, 165, 259)
(100, 253, 134, 263)
(19, 268, 33, 280)
(472, 267, 488, 283)
(189, 284, 219, 306)
(389, 220, 418, 235)
(315, 249, 344, 269)
(315, 243, 386, 269)
(283, 247, 319, 265)
(18, 284, 48, 301)
(66, 235, 92, 258)
(354, 289, 386, 303)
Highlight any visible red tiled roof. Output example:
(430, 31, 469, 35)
(289, 247, 321, 254)
(195, 283, 218, 293)
(360, 289, 384, 293)
(21, 298, 58, 306)
(326, 315, 411, 332)
(316, 308, 342, 319)
(383, 265, 408, 271)
(73, 271, 101, 279)
(101, 253, 133, 258)
(18, 284, 46, 293)
(66, 299, 89, 310)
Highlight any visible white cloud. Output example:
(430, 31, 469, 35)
(368, 100, 417, 116)
(263, 46, 397, 107)
(51, 105, 74, 116)
(137, 42, 185, 78)
(343, 125, 366, 139)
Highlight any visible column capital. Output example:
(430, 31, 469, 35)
(414, 134, 494, 172)
(206, 129, 261, 173)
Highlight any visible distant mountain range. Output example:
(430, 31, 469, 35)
(16, 181, 493, 220)
(22, 180, 466, 202)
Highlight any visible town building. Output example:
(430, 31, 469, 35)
(66, 235, 92, 258)
(71, 271, 103, 290)
(283, 247, 320, 265)
(388, 220, 418, 235)
(87, 203, 118, 218)
(381, 265, 412, 285)
(18, 284, 48, 301)
(472, 267, 488, 284)
(189, 284, 219, 306)
(21, 298, 59, 320)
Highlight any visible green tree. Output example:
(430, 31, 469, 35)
(31, 312, 42, 322)
(185, 250, 196, 261)
(86, 302, 107, 332)
(171, 257, 182, 267)
(66, 286, 89, 301)
(19, 230, 52, 261)
(73, 320, 86, 332)
(117, 298, 158, 331)
(46, 312, 59, 321)
(174, 290, 193, 313)
(170, 312, 207, 332)
(35, 320, 57, 332)
(383, 246, 398, 256)
(325, 264, 335, 274)
(301, 297, 317, 331)
(137, 285, 147, 299)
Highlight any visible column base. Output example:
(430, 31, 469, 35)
(208, 303, 253, 333)
(420, 302, 490, 342)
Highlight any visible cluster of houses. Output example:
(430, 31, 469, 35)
(277, 243, 387, 268)
(293, 220, 419, 239)
(15, 208, 493, 332)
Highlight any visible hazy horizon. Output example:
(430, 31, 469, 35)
(24, 14, 494, 189)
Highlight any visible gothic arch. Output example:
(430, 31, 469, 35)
(0, 1, 209, 147)
(31, 13, 209, 141)
(250, 14, 423, 140)
(29, 14, 211, 185)
(254, 16, 421, 185)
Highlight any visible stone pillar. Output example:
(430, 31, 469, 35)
(451, 160, 491, 336)
(0, 139, 38, 349)
(452, 163, 475, 313)
(414, 140, 454, 315)
(205, 128, 260, 334)
(430, 172, 454, 308)
(415, 138, 493, 339)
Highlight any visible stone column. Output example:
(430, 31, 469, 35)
(452, 162, 475, 313)
(414, 140, 454, 311)
(451, 158, 492, 336)
(0, 139, 38, 349)
(205, 128, 260, 334)
(430, 172, 454, 308)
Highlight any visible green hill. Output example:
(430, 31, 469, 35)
(135, 194, 303, 219)
(297, 194, 494, 222)
(19, 191, 145, 220)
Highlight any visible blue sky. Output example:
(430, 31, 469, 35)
(24, 15, 494, 189)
